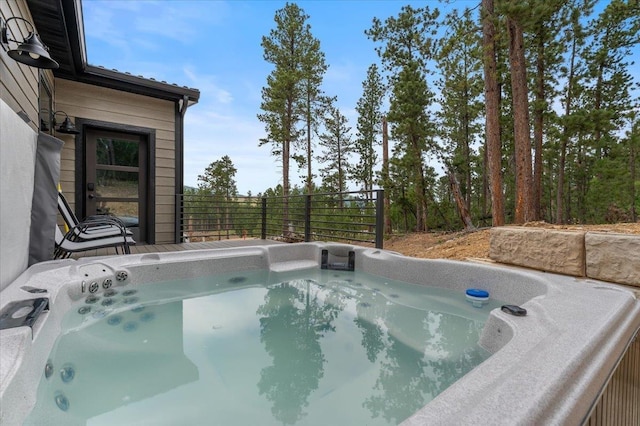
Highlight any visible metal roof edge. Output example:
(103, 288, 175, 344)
(81, 65, 200, 103)
(49, 0, 199, 104)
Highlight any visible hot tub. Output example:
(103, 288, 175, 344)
(1, 242, 638, 425)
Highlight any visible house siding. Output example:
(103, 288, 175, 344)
(0, 0, 52, 132)
(55, 79, 178, 244)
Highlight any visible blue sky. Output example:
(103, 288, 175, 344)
(82, 0, 439, 194)
(81, 0, 637, 195)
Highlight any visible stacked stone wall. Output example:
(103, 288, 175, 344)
(490, 227, 639, 288)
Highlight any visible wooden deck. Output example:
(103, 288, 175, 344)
(71, 238, 285, 259)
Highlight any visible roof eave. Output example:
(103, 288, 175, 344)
(27, 0, 199, 104)
(76, 65, 200, 103)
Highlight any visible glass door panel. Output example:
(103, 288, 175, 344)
(86, 130, 147, 243)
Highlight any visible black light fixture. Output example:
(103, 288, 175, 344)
(52, 111, 80, 135)
(39, 108, 51, 132)
(1, 17, 59, 69)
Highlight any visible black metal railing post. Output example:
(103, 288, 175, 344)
(261, 197, 267, 240)
(304, 194, 312, 242)
(375, 189, 384, 249)
(175, 193, 182, 243)
(175, 190, 382, 245)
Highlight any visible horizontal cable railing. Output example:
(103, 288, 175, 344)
(176, 190, 383, 248)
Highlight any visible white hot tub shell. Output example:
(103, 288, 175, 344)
(0, 242, 638, 425)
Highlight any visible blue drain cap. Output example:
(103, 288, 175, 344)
(466, 288, 489, 298)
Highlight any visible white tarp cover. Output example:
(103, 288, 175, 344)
(0, 99, 37, 291)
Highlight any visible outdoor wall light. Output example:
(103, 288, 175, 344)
(52, 111, 80, 134)
(1, 17, 59, 69)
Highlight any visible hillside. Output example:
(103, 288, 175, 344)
(383, 222, 640, 261)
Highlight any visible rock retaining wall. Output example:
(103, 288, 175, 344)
(490, 227, 640, 288)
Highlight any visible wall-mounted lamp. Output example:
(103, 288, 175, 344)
(40, 118, 50, 132)
(52, 111, 79, 134)
(1, 17, 59, 69)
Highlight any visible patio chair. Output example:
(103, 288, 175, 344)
(54, 222, 135, 259)
(57, 191, 133, 239)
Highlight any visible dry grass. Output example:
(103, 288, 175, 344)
(384, 222, 640, 261)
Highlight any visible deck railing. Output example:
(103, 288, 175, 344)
(176, 190, 384, 248)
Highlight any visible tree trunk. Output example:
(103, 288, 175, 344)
(508, 16, 534, 224)
(593, 29, 609, 160)
(532, 28, 544, 221)
(630, 121, 638, 222)
(577, 140, 586, 223)
(556, 34, 577, 224)
(337, 134, 344, 209)
(382, 117, 392, 234)
(306, 92, 313, 195)
(283, 100, 291, 238)
(481, 0, 504, 226)
(464, 82, 472, 214)
(448, 166, 476, 230)
(415, 165, 428, 232)
(411, 134, 428, 232)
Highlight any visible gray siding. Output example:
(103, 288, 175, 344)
(55, 79, 177, 244)
(0, 0, 53, 131)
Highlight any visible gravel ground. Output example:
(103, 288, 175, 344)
(383, 222, 640, 261)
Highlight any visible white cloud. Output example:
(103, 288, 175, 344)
(183, 94, 286, 194)
(183, 67, 233, 104)
(83, 0, 230, 56)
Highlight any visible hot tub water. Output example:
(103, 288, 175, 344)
(25, 268, 502, 426)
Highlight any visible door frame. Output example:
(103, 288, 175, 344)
(74, 118, 156, 244)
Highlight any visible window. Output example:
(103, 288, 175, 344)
(38, 75, 52, 134)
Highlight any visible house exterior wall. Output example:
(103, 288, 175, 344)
(0, 0, 53, 132)
(55, 78, 178, 244)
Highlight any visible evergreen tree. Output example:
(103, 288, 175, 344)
(481, 0, 505, 226)
(503, 1, 535, 223)
(578, 0, 639, 221)
(353, 64, 384, 195)
(318, 105, 353, 202)
(436, 7, 484, 226)
(527, 0, 569, 220)
(387, 61, 434, 231)
(297, 28, 330, 194)
(367, 5, 440, 231)
(197, 155, 238, 238)
(628, 114, 639, 222)
(555, 2, 591, 223)
(197, 155, 238, 199)
(259, 3, 325, 236)
(366, 4, 440, 73)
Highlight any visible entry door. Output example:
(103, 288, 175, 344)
(85, 129, 147, 243)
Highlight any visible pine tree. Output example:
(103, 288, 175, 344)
(387, 61, 434, 231)
(436, 7, 484, 228)
(481, 0, 505, 226)
(503, 1, 535, 224)
(366, 5, 440, 73)
(527, 0, 569, 220)
(367, 5, 440, 231)
(298, 29, 329, 194)
(318, 105, 353, 203)
(628, 114, 639, 222)
(580, 0, 639, 221)
(555, 1, 592, 223)
(197, 155, 238, 199)
(353, 64, 384, 195)
(197, 155, 238, 238)
(258, 3, 325, 236)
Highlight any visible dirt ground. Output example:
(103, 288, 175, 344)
(383, 222, 640, 261)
